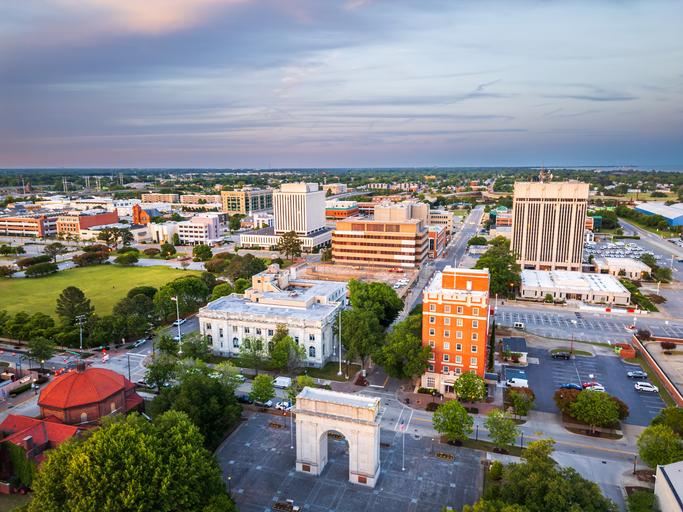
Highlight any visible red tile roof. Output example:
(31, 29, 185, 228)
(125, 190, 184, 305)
(38, 367, 133, 410)
(125, 393, 144, 411)
(0, 415, 80, 447)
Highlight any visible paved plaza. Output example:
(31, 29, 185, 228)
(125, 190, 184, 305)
(217, 412, 481, 512)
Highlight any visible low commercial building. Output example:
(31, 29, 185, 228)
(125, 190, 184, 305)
(179, 194, 221, 205)
(149, 222, 179, 244)
(655, 460, 683, 512)
(592, 256, 651, 279)
(56, 211, 119, 236)
(490, 225, 512, 239)
(142, 193, 179, 203)
(240, 226, 332, 251)
(325, 200, 359, 219)
(469, 245, 489, 255)
(322, 183, 348, 195)
(332, 218, 429, 268)
(427, 225, 446, 258)
(0, 210, 62, 237)
(635, 203, 683, 226)
(198, 265, 346, 368)
(520, 270, 630, 305)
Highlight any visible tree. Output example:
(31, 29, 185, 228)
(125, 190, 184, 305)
(489, 460, 503, 480)
(211, 361, 243, 392)
(97, 227, 120, 248)
(148, 373, 242, 450)
(240, 336, 267, 375)
(172, 232, 181, 245)
(0, 265, 15, 277)
(160, 242, 177, 256)
(223, 253, 266, 282)
(55, 286, 94, 326)
(27, 336, 56, 369)
(372, 316, 430, 380)
(27, 411, 237, 512)
(637, 425, 683, 468)
(348, 279, 404, 327)
(120, 229, 135, 247)
(654, 266, 672, 282)
(285, 375, 316, 404)
(651, 407, 683, 435)
(250, 374, 276, 405)
(626, 490, 657, 512)
(543, 293, 554, 303)
(170, 212, 184, 222)
(228, 215, 241, 233)
(508, 389, 536, 419)
(180, 332, 213, 362)
(340, 308, 384, 375)
(277, 230, 303, 261)
(570, 389, 620, 433)
(467, 236, 487, 247)
(647, 293, 666, 305)
(484, 410, 520, 452)
(204, 258, 228, 273)
(473, 238, 521, 296)
(114, 253, 139, 265)
(234, 278, 252, 294)
(270, 336, 306, 375)
(200, 271, 217, 291)
(432, 400, 474, 443)
(156, 333, 180, 356)
(24, 262, 59, 277)
(452, 372, 487, 410)
(145, 354, 178, 388)
(43, 242, 68, 263)
(661, 341, 677, 353)
(154, 277, 210, 318)
(193, 244, 213, 261)
(144, 247, 160, 257)
(271, 325, 289, 345)
(210, 283, 234, 302)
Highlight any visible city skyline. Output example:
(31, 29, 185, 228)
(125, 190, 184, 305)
(1, 0, 681, 168)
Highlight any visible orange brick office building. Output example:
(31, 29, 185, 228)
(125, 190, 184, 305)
(421, 267, 490, 395)
(38, 363, 143, 426)
(56, 211, 119, 235)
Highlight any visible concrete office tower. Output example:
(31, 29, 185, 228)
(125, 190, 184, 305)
(274, 183, 326, 236)
(511, 181, 589, 271)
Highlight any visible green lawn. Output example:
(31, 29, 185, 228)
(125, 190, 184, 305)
(0, 265, 189, 318)
(306, 362, 361, 382)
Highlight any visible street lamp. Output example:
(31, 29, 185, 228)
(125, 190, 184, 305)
(570, 320, 577, 356)
(589, 374, 595, 388)
(32, 378, 37, 395)
(666, 321, 669, 331)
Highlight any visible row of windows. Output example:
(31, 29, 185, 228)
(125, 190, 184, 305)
(224, 337, 320, 358)
(427, 356, 477, 367)
(428, 304, 482, 316)
(427, 328, 478, 340)
(429, 316, 479, 328)
(204, 324, 316, 342)
(428, 341, 477, 352)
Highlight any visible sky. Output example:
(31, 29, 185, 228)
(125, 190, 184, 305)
(0, 0, 681, 169)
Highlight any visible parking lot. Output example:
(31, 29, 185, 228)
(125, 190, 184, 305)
(521, 348, 666, 426)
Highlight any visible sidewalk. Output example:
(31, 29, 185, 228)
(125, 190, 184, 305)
(395, 385, 501, 415)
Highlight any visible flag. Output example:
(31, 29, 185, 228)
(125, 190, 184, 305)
(171, 297, 178, 302)
(399, 420, 404, 432)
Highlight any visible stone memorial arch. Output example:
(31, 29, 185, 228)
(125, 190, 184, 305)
(293, 387, 382, 487)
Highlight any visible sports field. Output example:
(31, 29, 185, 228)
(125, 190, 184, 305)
(0, 265, 189, 318)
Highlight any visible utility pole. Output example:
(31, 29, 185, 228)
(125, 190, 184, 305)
(76, 315, 86, 355)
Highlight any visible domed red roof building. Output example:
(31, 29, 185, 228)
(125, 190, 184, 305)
(38, 363, 143, 426)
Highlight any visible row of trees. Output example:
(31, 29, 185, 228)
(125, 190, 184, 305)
(553, 388, 628, 434)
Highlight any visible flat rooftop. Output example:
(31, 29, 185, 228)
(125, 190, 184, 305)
(297, 387, 380, 410)
(201, 294, 339, 321)
(521, 270, 628, 294)
(425, 270, 488, 297)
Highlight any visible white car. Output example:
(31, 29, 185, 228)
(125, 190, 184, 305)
(275, 401, 292, 411)
(635, 382, 659, 393)
(393, 283, 401, 289)
(173, 333, 185, 342)
(133, 339, 146, 348)
(172, 319, 187, 327)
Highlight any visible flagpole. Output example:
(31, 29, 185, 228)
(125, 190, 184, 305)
(400, 419, 405, 471)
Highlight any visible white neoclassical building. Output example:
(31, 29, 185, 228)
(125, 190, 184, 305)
(198, 265, 346, 368)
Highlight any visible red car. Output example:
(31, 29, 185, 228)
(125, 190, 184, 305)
(582, 382, 603, 389)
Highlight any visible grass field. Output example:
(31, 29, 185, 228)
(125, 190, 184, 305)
(0, 265, 189, 318)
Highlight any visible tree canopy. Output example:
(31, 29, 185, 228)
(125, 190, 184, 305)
(154, 277, 210, 318)
(348, 279, 404, 327)
(55, 286, 94, 326)
(27, 411, 237, 512)
(637, 424, 683, 468)
(372, 313, 429, 380)
(340, 308, 385, 374)
(277, 230, 303, 261)
(433, 400, 474, 442)
(473, 237, 521, 296)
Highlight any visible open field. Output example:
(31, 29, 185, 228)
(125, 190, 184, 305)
(0, 265, 189, 318)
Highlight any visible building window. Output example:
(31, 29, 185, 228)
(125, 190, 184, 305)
(457, 307, 463, 314)
(110, 402, 116, 413)
(208, 335, 213, 343)
(471, 345, 477, 353)
(268, 329, 274, 336)
(455, 368, 461, 375)
(472, 320, 479, 328)
(294, 336, 299, 344)
(472, 333, 478, 341)
(309, 334, 315, 341)
(428, 365, 434, 373)
(444, 318, 450, 325)
(456, 355, 462, 363)
(444, 330, 450, 338)
(233, 338, 239, 348)
(456, 331, 463, 339)
(429, 340, 435, 348)
(80, 413, 88, 423)
(457, 319, 463, 327)
(256, 328, 262, 335)
(429, 316, 435, 324)
(470, 370, 476, 374)
(427, 377, 435, 388)
(445, 306, 451, 313)
(472, 308, 479, 316)
(443, 367, 449, 374)
(443, 354, 449, 362)
(429, 352, 435, 360)
(430, 304, 436, 311)
(232, 326, 238, 332)
(309, 346, 316, 358)
(244, 327, 250, 334)
(206, 323, 211, 330)
(219, 328, 223, 337)
(471, 358, 477, 365)
(456, 343, 462, 351)
(443, 342, 450, 350)
(429, 328, 435, 336)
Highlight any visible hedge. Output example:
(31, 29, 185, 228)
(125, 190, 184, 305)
(613, 236, 641, 240)
(24, 262, 59, 277)
(17, 255, 51, 269)
(10, 383, 32, 397)
(417, 387, 439, 395)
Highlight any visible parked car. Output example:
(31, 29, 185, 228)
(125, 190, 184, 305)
(236, 395, 253, 404)
(393, 283, 401, 289)
(635, 382, 659, 393)
(275, 401, 292, 411)
(626, 325, 636, 331)
(133, 339, 146, 348)
(137, 379, 151, 387)
(172, 319, 187, 327)
(173, 333, 185, 341)
(560, 383, 582, 390)
(590, 385, 606, 392)
(582, 382, 603, 389)
(552, 352, 571, 360)
(627, 371, 648, 379)
(254, 399, 273, 408)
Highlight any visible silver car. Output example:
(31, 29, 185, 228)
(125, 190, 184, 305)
(635, 382, 659, 393)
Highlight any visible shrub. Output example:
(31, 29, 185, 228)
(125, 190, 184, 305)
(661, 341, 677, 353)
(626, 490, 656, 512)
(489, 460, 503, 480)
(204, 259, 228, 273)
(72, 251, 109, 267)
(417, 387, 439, 395)
(10, 383, 32, 396)
(637, 329, 651, 340)
(117, 247, 139, 255)
(82, 244, 110, 253)
(24, 262, 59, 277)
(143, 248, 160, 257)
(17, 255, 51, 268)
(114, 253, 139, 265)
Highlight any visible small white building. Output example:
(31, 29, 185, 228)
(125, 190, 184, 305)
(592, 256, 651, 279)
(198, 265, 347, 368)
(584, 229, 595, 244)
(520, 270, 630, 305)
(655, 460, 683, 511)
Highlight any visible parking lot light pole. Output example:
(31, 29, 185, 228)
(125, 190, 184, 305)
(589, 374, 595, 388)
(571, 320, 577, 356)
